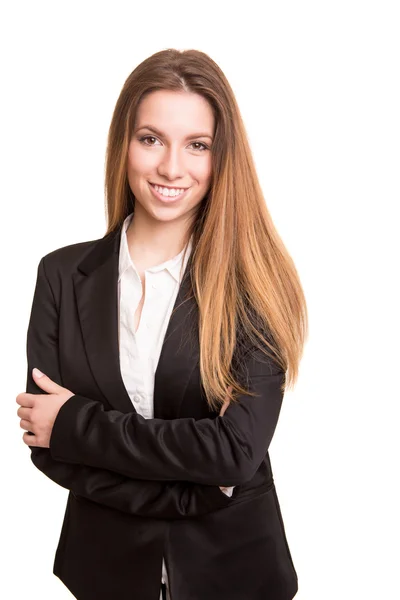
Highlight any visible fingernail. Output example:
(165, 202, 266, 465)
(33, 368, 44, 378)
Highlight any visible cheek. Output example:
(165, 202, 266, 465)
(195, 157, 212, 185)
(127, 144, 157, 176)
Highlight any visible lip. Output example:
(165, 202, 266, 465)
(148, 181, 190, 203)
(150, 182, 190, 190)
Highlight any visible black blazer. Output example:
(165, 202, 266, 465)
(25, 223, 298, 600)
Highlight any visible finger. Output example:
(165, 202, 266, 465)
(20, 419, 32, 431)
(23, 431, 37, 446)
(17, 407, 32, 420)
(219, 386, 233, 417)
(220, 396, 232, 416)
(32, 368, 63, 394)
(16, 393, 35, 408)
(219, 401, 229, 417)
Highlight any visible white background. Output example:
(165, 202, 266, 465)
(2, 1, 399, 599)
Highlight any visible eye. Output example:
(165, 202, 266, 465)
(189, 141, 209, 152)
(138, 136, 210, 152)
(139, 135, 160, 147)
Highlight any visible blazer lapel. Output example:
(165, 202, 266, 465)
(72, 223, 199, 417)
(153, 263, 200, 419)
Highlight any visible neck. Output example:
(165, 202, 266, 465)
(126, 205, 192, 267)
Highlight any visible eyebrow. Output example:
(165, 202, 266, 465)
(135, 125, 213, 141)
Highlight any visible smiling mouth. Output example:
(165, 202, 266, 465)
(148, 181, 191, 202)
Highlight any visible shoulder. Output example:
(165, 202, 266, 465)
(40, 238, 101, 279)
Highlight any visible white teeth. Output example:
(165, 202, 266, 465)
(153, 184, 186, 197)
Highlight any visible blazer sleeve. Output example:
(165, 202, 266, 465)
(49, 341, 286, 488)
(25, 256, 232, 519)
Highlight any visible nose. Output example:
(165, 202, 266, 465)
(157, 145, 185, 181)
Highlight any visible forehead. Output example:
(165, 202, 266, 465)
(135, 90, 215, 134)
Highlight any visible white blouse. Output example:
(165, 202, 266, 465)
(117, 212, 233, 599)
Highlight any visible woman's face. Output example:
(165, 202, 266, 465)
(127, 90, 214, 226)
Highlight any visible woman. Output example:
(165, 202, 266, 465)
(17, 48, 307, 600)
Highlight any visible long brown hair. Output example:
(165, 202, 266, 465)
(104, 48, 308, 411)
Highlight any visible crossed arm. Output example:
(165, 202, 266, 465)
(24, 257, 233, 520)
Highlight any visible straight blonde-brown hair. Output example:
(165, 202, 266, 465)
(104, 48, 308, 411)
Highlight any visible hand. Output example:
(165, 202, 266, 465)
(16, 368, 74, 448)
(219, 385, 232, 417)
(219, 386, 232, 494)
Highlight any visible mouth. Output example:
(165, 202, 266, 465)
(148, 182, 191, 203)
